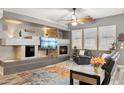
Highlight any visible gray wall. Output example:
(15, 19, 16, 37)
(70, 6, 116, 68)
(71, 14, 124, 65)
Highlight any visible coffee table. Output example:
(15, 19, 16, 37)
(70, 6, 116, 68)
(70, 65, 105, 85)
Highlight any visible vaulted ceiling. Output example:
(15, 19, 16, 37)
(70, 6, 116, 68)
(2, 8, 124, 30)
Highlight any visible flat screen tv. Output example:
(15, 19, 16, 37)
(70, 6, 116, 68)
(40, 37, 57, 49)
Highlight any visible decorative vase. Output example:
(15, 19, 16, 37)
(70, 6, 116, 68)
(93, 65, 100, 73)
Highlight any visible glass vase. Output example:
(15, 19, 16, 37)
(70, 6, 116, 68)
(93, 65, 100, 73)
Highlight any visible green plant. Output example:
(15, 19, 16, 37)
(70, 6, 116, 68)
(109, 41, 116, 53)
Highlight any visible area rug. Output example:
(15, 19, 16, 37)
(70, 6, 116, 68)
(1, 60, 123, 85)
(0, 60, 78, 85)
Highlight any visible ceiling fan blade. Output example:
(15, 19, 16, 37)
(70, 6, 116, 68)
(79, 17, 95, 21)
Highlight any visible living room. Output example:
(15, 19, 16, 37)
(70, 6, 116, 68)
(0, 8, 124, 86)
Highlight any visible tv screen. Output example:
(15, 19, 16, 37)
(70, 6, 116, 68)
(40, 37, 57, 49)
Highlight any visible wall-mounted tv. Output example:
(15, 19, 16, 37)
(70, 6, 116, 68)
(40, 37, 57, 49)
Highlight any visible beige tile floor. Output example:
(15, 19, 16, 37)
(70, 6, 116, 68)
(112, 67, 124, 85)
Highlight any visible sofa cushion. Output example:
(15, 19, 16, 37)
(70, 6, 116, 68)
(84, 50, 92, 56)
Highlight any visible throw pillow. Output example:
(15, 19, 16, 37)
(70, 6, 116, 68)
(102, 53, 110, 59)
(79, 50, 85, 56)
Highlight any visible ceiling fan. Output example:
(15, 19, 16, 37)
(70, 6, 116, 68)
(62, 8, 95, 26)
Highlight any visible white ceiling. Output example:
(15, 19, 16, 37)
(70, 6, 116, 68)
(4, 8, 124, 26)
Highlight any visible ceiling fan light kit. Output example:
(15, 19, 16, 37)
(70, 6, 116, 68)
(71, 8, 78, 26)
(71, 14, 77, 20)
(71, 21, 78, 26)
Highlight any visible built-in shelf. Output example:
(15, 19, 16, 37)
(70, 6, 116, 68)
(57, 39, 70, 45)
(0, 37, 70, 46)
(0, 37, 40, 46)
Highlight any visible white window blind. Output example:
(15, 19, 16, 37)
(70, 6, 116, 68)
(98, 25, 116, 50)
(84, 27, 97, 50)
(71, 29, 82, 49)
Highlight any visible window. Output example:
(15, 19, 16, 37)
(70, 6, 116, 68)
(71, 29, 82, 49)
(84, 27, 97, 50)
(98, 25, 116, 50)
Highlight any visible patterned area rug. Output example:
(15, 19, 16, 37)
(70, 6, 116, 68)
(0, 60, 78, 85)
(0, 60, 124, 85)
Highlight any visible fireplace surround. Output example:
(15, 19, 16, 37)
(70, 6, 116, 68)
(59, 46, 68, 55)
(25, 46, 35, 57)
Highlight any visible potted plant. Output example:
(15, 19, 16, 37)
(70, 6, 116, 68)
(109, 41, 116, 53)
